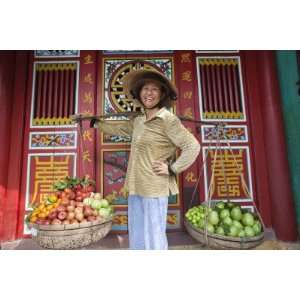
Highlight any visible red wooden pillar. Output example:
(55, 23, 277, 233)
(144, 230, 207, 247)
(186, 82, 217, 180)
(1, 51, 29, 241)
(77, 51, 97, 179)
(174, 51, 202, 219)
(0, 51, 16, 241)
(258, 50, 298, 241)
(241, 51, 272, 227)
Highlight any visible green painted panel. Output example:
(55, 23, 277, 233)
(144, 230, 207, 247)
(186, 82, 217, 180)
(276, 51, 300, 229)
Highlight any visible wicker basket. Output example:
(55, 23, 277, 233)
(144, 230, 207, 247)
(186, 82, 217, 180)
(29, 218, 113, 249)
(184, 219, 264, 250)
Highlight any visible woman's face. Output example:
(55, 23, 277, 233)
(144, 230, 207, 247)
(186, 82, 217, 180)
(139, 81, 162, 109)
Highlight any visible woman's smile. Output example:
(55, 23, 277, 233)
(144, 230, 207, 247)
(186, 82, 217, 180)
(140, 82, 161, 109)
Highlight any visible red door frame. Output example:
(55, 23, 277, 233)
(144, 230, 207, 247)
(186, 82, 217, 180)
(1, 51, 30, 241)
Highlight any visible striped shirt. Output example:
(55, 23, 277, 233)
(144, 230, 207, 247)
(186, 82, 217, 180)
(95, 107, 200, 197)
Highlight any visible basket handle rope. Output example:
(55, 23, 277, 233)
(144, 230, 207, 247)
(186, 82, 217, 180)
(189, 130, 215, 209)
(222, 134, 266, 230)
(187, 123, 265, 247)
(211, 128, 266, 245)
(203, 141, 220, 246)
(187, 124, 227, 247)
(216, 126, 231, 202)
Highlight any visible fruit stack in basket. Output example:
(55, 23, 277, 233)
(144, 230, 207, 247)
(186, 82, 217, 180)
(185, 201, 263, 238)
(27, 176, 114, 227)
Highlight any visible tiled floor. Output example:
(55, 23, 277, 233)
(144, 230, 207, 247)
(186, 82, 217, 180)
(1, 231, 206, 250)
(1, 229, 300, 250)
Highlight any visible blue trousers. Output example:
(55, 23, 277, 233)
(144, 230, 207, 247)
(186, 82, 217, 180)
(128, 195, 168, 250)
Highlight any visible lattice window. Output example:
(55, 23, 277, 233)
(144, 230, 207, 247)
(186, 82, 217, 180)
(103, 58, 173, 116)
(197, 57, 245, 120)
(31, 62, 78, 126)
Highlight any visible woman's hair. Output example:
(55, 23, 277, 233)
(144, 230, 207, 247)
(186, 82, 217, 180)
(130, 79, 173, 108)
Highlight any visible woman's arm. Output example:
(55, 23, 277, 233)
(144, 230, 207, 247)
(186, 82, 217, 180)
(164, 115, 200, 174)
(93, 118, 134, 138)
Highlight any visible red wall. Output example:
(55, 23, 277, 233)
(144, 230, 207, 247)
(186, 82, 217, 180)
(0, 51, 16, 241)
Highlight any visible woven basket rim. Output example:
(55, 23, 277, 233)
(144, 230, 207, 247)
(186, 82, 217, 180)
(184, 219, 264, 242)
(29, 217, 113, 231)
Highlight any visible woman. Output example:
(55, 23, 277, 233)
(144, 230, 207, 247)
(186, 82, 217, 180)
(94, 69, 200, 250)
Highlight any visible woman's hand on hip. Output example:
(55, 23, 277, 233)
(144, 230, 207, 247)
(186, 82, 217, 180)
(152, 161, 169, 176)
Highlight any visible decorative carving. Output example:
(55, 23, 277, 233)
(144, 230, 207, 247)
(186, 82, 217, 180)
(30, 132, 77, 149)
(35, 50, 79, 57)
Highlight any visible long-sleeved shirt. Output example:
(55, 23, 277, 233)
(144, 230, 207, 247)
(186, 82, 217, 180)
(94, 107, 200, 197)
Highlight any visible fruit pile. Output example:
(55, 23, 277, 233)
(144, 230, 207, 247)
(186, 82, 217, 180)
(185, 201, 263, 238)
(27, 176, 113, 226)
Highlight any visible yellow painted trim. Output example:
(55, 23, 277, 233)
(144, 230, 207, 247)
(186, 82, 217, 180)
(33, 117, 72, 126)
(199, 58, 238, 66)
(36, 62, 77, 71)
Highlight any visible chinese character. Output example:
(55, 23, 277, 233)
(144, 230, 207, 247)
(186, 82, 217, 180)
(185, 172, 197, 183)
(32, 156, 70, 204)
(82, 110, 92, 116)
(183, 91, 193, 100)
(217, 185, 240, 196)
(83, 92, 93, 104)
(84, 73, 93, 84)
(181, 53, 191, 63)
(83, 150, 92, 162)
(83, 129, 93, 142)
(182, 71, 192, 81)
(113, 215, 128, 225)
(84, 55, 94, 64)
(183, 107, 193, 119)
(209, 149, 245, 198)
(167, 214, 177, 225)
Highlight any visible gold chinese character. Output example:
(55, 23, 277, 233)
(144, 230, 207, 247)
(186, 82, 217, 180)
(182, 71, 192, 81)
(217, 185, 240, 196)
(84, 55, 94, 64)
(83, 130, 93, 142)
(120, 186, 129, 199)
(83, 150, 91, 162)
(113, 215, 128, 225)
(167, 214, 177, 225)
(83, 92, 93, 104)
(183, 91, 193, 100)
(185, 172, 197, 182)
(32, 156, 70, 204)
(84, 73, 93, 84)
(209, 149, 244, 197)
(181, 53, 191, 63)
(183, 107, 193, 119)
(82, 110, 92, 116)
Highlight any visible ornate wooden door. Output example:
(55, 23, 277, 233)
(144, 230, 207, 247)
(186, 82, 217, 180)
(96, 51, 183, 232)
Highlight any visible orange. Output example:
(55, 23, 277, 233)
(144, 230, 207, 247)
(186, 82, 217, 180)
(30, 216, 38, 223)
(38, 204, 45, 210)
(38, 212, 47, 219)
